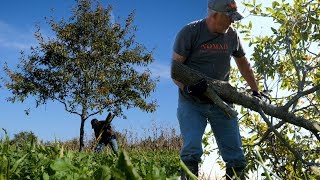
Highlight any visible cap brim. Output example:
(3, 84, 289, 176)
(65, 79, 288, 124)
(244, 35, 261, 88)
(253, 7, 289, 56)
(227, 11, 243, 21)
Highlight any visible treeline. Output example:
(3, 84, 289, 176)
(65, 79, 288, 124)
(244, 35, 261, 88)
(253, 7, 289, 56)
(7, 127, 183, 152)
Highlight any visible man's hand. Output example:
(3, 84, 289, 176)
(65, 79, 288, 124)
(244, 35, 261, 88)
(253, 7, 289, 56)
(183, 78, 208, 96)
(252, 90, 272, 103)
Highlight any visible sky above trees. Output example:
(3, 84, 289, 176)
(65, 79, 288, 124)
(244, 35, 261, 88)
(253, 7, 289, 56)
(0, 0, 274, 141)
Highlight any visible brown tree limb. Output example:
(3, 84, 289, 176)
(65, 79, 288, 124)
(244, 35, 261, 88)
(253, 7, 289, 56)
(171, 61, 320, 134)
(244, 121, 285, 147)
(56, 98, 81, 116)
(283, 83, 320, 110)
(205, 83, 238, 118)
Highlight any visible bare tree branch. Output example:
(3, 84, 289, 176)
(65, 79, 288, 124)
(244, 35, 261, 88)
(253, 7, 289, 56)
(284, 83, 320, 110)
(56, 98, 81, 116)
(256, 106, 320, 167)
(285, 31, 301, 83)
(246, 121, 286, 147)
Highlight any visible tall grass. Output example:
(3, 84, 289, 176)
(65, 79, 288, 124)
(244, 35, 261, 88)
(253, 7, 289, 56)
(0, 125, 182, 179)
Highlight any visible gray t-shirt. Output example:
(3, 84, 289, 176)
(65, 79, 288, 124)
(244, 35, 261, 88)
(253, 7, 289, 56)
(173, 18, 245, 103)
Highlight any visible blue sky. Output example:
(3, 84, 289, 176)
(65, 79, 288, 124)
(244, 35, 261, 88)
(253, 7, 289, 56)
(0, 0, 209, 141)
(0, 0, 274, 142)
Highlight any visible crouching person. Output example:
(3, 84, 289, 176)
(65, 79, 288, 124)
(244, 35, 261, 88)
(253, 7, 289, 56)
(91, 118, 119, 154)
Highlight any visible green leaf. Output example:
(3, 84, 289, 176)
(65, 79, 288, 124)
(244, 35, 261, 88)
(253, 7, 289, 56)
(249, 21, 253, 29)
(10, 154, 28, 174)
(180, 160, 197, 180)
(50, 158, 75, 171)
(0, 156, 9, 176)
(245, 3, 254, 8)
(266, 7, 275, 14)
(93, 166, 111, 180)
(272, 1, 280, 8)
(116, 150, 142, 180)
(43, 173, 50, 180)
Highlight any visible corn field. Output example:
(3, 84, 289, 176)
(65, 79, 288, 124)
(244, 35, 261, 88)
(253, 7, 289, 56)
(0, 130, 181, 180)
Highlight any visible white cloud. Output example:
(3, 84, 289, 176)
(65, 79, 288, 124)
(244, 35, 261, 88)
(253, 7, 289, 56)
(0, 38, 32, 50)
(0, 21, 13, 33)
(149, 62, 171, 80)
(135, 61, 171, 80)
(0, 20, 36, 50)
(0, 20, 172, 81)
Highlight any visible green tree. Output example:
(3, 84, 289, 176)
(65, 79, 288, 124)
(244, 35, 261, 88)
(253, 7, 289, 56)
(10, 131, 38, 146)
(237, 0, 320, 178)
(3, 0, 157, 151)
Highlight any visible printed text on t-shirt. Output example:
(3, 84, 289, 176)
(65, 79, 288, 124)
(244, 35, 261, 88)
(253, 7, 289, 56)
(199, 43, 229, 53)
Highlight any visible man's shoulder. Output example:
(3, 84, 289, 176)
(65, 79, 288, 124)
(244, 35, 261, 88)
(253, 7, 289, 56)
(184, 19, 205, 31)
(178, 19, 205, 37)
(187, 19, 205, 27)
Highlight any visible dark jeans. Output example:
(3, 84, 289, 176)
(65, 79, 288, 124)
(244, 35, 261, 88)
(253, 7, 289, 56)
(177, 96, 246, 168)
(95, 136, 119, 154)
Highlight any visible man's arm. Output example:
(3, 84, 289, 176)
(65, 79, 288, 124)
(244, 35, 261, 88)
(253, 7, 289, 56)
(235, 56, 259, 92)
(172, 52, 187, 91)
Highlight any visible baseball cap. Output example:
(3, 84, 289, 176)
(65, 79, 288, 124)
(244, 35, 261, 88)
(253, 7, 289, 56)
(208, 0, 243, 21)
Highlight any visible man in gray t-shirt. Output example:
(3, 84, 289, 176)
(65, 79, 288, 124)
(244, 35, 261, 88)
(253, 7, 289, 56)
(172, 0, 260, 179)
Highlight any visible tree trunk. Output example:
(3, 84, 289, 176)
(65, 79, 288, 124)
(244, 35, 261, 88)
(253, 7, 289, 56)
(79, 118, 85, 152)
(171, 60, 320, 133)
(79, 100, 88, 152)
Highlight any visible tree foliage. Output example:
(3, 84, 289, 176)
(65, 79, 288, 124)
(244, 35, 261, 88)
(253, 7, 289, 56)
(3, 0, 157, 151)
(10, 131, 38, 146)
(235, 0, 320, 178)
